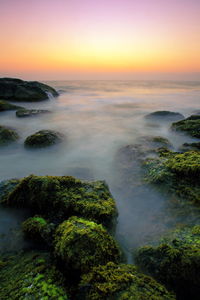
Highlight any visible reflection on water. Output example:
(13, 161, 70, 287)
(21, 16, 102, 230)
(0, 80, 200, 257)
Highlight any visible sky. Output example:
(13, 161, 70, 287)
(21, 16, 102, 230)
(0, 0, 200, 80)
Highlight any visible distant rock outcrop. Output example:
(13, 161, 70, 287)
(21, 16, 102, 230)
(0, 78, 58, 102)
(145, 110, 184, 121)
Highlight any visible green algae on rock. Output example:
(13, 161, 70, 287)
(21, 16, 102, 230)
(6, 175, 117, 227)
(171, 115, 200, 138)
(0, 100, 23, 111)
(16, 108, 50, 118)
(24, 130, 63, 148)
(135, 225, 200, 300)
(0, 77, 58, 101)
(54, 217, 121, 275)
(0, 125, 19, 145)
(145, 111, 184, 121)
(78, 262, 175, 300)
(0, 251, 69, 300)
(22, 216, 54, 245)
(144, 150, 200, 204)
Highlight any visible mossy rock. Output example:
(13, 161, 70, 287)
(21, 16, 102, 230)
(135, 225, 200, 299)
(54, 217, 121, 276)
(24, 130, 63, 148)
(145, 111, 184, 121)
(16, 108, 50, 118)
(6, 175, 117, 227)
(180, 142, 200, 151)
(0, 125, 19, 145)
(171, 115, 200, 138)
(0, 100, 23, 111)
(0, 251, 69, 299)
(144, 150, 200, 204)
(78, 262, 175, 300)
(22, 216, 55, 245)
(0, 77, 58, 101)
(0, 178, 21, 204)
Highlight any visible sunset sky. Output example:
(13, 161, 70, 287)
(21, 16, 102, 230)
(1, 0, 200, 80)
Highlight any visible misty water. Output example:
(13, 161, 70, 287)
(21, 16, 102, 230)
(1, 80, 200, 261)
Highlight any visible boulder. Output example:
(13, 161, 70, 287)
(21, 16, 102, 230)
(145, 111, 184, 121)
(0, 125, 19, 145)
(171, 115, 200, 138)
(24, 130, 62, 148)
(0, 78, 58, 101)
(0, 100, 23, 111)
(16, 108, 50, 118)
(54, 217, 121, 275)
(135, 225, 200, 299)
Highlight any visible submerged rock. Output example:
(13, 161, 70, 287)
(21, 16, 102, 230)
(0, 251, 68, 299)
(0, 78, 58, 101)
(78, 262, 175, 300)
(0, 100, 23, 111)
(54, 216, 121, 275)
(16, 108, 50, 118)
(171, 115, 200, 138)
(0, 125, 19, 145)
(6, 175, 117, 227)
(135, 225, 200, 299)
(145, 110, 184, 121)
(24, 130, 63, 148)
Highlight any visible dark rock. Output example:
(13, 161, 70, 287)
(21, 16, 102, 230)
(181, 142, 200, 151)
(172, 115, 200, 138)
(0, 100, 23, 111)
(145, 111, 184, 121)
(16, 109, 50, 118)
(24, 130, 63, 148)
(0, 125, 19, 145)
(0, 78, 58, 102)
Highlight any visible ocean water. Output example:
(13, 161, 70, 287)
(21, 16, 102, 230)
(1, 80, 200, 259)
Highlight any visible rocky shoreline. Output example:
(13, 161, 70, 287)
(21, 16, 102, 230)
(0, 79, 200, 299)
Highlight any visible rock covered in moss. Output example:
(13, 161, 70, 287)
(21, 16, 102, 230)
(145, 111, 184, 121)
(0, 179, 21, 204)
(22, 216, 54, 244)
(0, 251, 69, 299)
(171, 115, 200, 138)
(78, 262, 175, 300)
(144, 150, 200, 204)
(0, 100, 23, 111)
(0, 77, 58, 101)
(0, 125, 19, 145)
(24, 130, 63, 148)
(135, 225, 200, 299)
(54, 217, 121, 275)
(6, 175, 117, 227)
(16, 108, 50, 118)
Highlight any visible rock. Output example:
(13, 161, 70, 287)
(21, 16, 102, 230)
(0, 251, 68, 299)
(171, 115, 200, 138)
(0, 179, 21, 204)
(22, 216, 54, 245)
(78, 262, 175, 300)
(145, 111, 184, 121)
(0, 78, 58, 102)
(16, 109, 50, 118)
(24, 130, 63, 148)
(0, 100, 23, 111)
(135, 225, 200, 299)
(144, 150, 200, 204)
(54, 216, 121, 275)
(181, 142, 200, 151)
(0, 125, 19, 145)
(6, 175, 117, 228)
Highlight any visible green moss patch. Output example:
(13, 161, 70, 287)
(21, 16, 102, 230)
(78, 262, 175, 300)
(171, 115, 200, 138)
